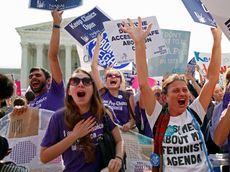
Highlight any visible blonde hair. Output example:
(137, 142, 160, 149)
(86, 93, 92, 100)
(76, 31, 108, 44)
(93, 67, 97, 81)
(162, 74, 187, 94)
(104, 67, 126, 90)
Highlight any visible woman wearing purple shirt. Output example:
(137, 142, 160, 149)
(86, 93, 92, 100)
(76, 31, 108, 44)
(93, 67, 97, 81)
(40, 68, 124, 172)
(91, 35, 136, 132)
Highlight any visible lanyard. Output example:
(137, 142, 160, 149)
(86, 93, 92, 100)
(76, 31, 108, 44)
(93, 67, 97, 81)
(189, 109, 214, 172)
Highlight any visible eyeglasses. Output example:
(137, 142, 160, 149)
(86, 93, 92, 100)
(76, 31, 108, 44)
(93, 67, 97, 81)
(29, 73, 42, 79)
(106, 73, 121, 78)
(69, 77, 93, 87)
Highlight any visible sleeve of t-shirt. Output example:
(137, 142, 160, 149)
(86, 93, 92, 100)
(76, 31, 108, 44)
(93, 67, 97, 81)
(189, 98, 206, 122)
(107, 111, 117, 132)
(146, 101, 162, 130)
(210, 102, 228, 147)
(49, 79, 65, 98)
(41, 112, 60, 147)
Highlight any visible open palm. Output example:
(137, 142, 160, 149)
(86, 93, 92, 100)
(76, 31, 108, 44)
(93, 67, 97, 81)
(120, 17, 152, 43)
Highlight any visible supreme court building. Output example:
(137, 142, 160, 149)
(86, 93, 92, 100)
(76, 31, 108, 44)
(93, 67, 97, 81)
(16, 17, 91, 90)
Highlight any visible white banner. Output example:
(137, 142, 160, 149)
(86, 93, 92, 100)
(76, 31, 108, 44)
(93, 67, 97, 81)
(0, 108, 63, 172)
(201, 0, 230, 41)
(103, 16, 168, 64)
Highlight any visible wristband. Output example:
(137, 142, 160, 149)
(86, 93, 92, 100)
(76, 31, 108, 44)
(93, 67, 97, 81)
(115, 155, 123, 161)
(53, 24, 60, 29)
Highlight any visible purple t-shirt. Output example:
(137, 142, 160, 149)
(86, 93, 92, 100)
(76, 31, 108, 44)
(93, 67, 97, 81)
(102, 89, 130, 125)
(41, 109, 116, 172)
(29, 79, 64, 111)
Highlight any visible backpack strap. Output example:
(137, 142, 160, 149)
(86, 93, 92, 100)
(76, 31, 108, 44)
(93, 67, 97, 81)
(187, 107, 202, 125)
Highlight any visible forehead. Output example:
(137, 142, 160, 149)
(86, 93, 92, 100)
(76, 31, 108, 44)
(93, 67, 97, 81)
(214, 84, 222, 90)
(72, 71, 89, 78)
(168, 80, 187, 89)
(106, 69, 120, 74)
(30, 69, 43, 74)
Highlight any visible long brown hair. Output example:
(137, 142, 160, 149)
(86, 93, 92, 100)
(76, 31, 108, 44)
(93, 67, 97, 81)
(64, 68, 104, 163)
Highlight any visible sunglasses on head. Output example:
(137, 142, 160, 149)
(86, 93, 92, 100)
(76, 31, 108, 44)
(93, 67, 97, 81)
(106, 73, 121, 78)
(69, 77, 92, 86)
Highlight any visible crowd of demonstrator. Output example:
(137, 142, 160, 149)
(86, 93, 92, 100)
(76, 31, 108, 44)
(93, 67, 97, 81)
(1, 9, 230, 172)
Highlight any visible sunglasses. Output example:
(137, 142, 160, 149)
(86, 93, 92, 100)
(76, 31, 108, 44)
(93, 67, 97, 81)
(69, 77, 93, 86)
(154, 92, 161, 97)
(106, 73, 121, 78)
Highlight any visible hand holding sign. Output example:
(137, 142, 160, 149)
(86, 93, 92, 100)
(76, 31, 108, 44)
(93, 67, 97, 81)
(211, 26, 222, 43)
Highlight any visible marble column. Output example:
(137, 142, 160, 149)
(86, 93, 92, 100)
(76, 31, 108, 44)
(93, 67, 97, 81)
(65, 45, 72, 83)
(36, 43, 43, 67)
(20, 42, 29, 90)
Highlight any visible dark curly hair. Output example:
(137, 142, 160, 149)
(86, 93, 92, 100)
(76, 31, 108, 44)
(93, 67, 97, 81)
(0, 73, 14, 101)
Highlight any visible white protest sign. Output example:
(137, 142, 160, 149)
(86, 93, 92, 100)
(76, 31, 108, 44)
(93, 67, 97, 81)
(194, 51, 230, 86)
(103, 17, 168, 64)
(0, 108, 63, 172)
(201, 0, 230, 41)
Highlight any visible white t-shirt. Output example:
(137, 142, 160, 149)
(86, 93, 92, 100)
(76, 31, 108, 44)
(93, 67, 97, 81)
(147, 98, 211, 172)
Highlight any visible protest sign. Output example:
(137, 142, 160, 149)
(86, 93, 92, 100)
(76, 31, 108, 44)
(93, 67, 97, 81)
(148, 29, 190, 77)
(65, 6, 111, 46)
(201, 0, 230, 41)
(120, 131, 153, 172)
(29, 0, 82, 10)
(103, 16, 167, 64)
(194, 51, 230, 86)
(182, 0, 216, 27)
(86, 31, 130, 69)
(132, 76, 155, 91)
(187, 57, 196, 76)
(0, 108, 63, 172)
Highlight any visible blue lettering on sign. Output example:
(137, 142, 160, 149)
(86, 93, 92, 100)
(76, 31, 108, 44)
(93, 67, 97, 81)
(194, 51, 210, 62)
(88, 32, 129, 69)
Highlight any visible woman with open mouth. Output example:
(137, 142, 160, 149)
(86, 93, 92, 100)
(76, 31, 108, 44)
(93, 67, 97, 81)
(91, 35, 136, 132)
(120, 17, 222, 172)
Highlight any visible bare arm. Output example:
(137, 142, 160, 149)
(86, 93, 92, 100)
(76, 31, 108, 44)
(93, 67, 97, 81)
(108, 126, 124, 171)
(186, 73, 201, 95)
(122, 94, 136, 131)
(214, 105, 230, 145)
(120, 17, 156, 116)
(90, 34, 104, 90)
(198, 27, 222, 111)
(48, 9, 63, 84)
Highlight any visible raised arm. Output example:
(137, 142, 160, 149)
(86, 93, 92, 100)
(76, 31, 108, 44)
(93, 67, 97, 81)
(48, 9, 63, 84)
(90, 34, 104, 90)
(198, 27, 222, 111)
(120, 17, 155, 115)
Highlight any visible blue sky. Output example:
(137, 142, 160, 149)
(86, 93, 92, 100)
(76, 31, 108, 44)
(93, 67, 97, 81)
(0, 0, 229, 69)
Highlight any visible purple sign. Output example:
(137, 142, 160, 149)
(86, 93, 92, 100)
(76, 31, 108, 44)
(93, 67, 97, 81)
(182, 0, 216, 27)
(29, 0, 82, 10)
(65, 7, 111, 46)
